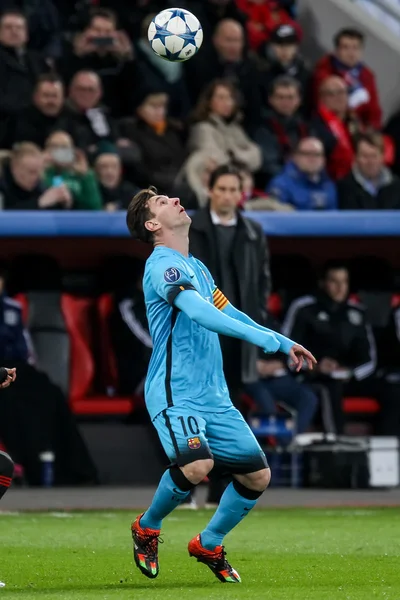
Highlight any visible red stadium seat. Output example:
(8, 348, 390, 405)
(61, 294, 134, 416)
(343, 397, 380, 414)
(392, 294, 400, 308)
(267, 292, 282, 318)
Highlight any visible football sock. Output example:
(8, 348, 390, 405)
(0, 451, 13, 500)
(140, 467, 194, 530)
(200, 480, 263, 550)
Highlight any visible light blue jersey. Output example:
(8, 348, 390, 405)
(143, 246, 231, 421)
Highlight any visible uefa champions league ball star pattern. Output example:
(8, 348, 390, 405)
(148, 8, 203, 62)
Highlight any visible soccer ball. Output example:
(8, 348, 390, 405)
(148, 8, 203, 62)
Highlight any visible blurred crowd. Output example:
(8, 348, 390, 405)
(0, 0, 399, 211)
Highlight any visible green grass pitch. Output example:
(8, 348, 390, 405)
(1, 507, 399, 600)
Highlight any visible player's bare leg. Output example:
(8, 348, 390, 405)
(188, 468, 271, 583)
(0, 451, 14, 587)
(131, 459, 213, 579)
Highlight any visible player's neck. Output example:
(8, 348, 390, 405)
(154, 231, 189, 257)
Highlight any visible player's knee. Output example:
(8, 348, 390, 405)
(240, 468, 271, 493)
(181, 458, 214, 485)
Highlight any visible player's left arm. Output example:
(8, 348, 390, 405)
(213, 288, 316, 371)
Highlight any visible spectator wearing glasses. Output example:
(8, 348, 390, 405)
(268, 137, 337, 210)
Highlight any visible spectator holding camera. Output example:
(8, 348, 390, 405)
(43, 131, 102, 210)
(58, 8, 137, 117)
(0, 142, 71, 210)
(268, 137, 337, 210)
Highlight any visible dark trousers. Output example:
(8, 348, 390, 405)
(311, 376, 400, 436)
(245, 375, 318, 433)
(0, 362, 98, 486)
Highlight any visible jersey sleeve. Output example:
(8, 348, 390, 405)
(195, 259, 229, 312)
(149, 256, 197, 305)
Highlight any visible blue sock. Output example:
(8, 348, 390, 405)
(140, 469, 191, 530)
(200, 482, 260, 550)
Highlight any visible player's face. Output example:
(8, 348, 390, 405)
(146, 195, 191, 235)
(209, 174, 242, 216)
(322, 269, 349, 303)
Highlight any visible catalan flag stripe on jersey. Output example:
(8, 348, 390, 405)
(213, 288, 229, 311)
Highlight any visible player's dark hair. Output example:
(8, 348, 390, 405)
(320, 260, 349, 281)
(88, 8, 117, 28)
(209, 164, 243, 191)
(126, 186, 158, 243)
(334, 28, 364, 47)
(191, 78, 240, 123)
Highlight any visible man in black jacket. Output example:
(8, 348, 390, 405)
(338, 132, 400, 210)
(281, 261, 377, 433)
(0, 8, 49, 147)
(14, 73, 65, 147)
(189, 164, 272, 406)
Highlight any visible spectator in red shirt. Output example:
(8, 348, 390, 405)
(312, 28, 382, 129)
(236, 0, 302, 52)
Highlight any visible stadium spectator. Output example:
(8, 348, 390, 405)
(0, 266, 98, 486)
(256, 24, 311, 107)
(312, 28, 382, 129)
(0, 9, 49, 148)
(281, 262, 377, 434)
(236, 0, 302, 52)
(244, 314, 318, 433)
(184, 19, 262, 128)
(181, 0, 247, 52)
(253, 75, 308, 183)
(338, 133, 400, 210)
(58, 8, 137, 118)
(384, 108, 400, 178)
(58, 71, 121, 160)
(177, 153, 219, 209)
(189, 164, 271, 503)
(267, 137, 338, 210)
(94, 150, 139, 211)
(188, 79, 262, 175)
(119, 87, 187, 197)
(13, 74, 65, 148)
(43, 131, 102, 210)
(134, 14, 190, 120)
(20, 0, 62, 60)
(238, 164, 293, 211)
(311, 76, 360, 181)
(0, 142, 72, 210)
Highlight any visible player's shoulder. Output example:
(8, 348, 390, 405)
(3, 296, 22, 311)
(346, 299, 367, 323)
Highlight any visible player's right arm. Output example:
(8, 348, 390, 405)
(150, 259, 280, 354)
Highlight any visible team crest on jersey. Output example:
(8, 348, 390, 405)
(187, 437, 201, 450)
(4, 310, 18, 327)
(164, 267, 181, 283)
(347, 309, 362, 326)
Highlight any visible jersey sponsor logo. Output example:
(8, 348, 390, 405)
(187, 436, 201, 450)
(164, 267, 181, 283)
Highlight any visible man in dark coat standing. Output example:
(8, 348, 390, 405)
(188, 163, 271, 505)
(189, 164, 272, 403)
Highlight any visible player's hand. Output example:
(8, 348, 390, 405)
(288, 344, 317, 372)
(0, 368, 16, 389)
